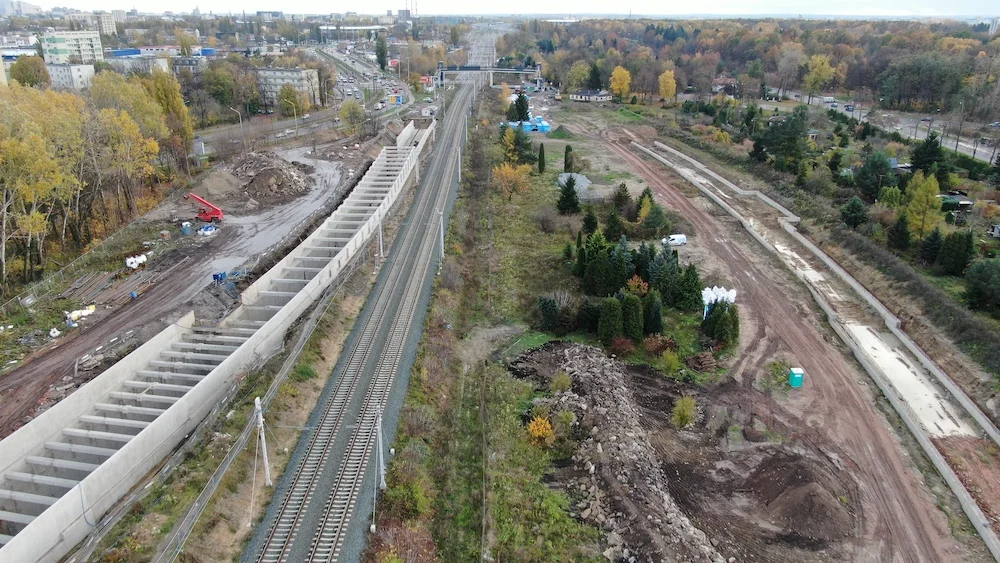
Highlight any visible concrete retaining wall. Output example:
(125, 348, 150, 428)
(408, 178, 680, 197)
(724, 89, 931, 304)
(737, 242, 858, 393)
(0, 312, 196, 562)
(0, 122, 437, 563)
(633, 140, 1000, 560)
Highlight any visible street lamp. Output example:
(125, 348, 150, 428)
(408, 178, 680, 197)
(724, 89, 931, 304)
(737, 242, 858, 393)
(228, 107, 244, 147)
(281, 99, 298, 137)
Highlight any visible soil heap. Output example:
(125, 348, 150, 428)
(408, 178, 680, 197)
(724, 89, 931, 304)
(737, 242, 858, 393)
(511, 343, 727, 563)
(227, 151, 314, 202)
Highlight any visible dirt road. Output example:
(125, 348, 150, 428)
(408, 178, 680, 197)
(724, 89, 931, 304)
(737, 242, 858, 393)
(578, 126, 963, 561)
(0, 152, 347, 439)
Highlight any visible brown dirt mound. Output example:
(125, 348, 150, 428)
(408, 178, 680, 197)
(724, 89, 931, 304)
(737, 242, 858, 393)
(227, 151, 313, 202)
(743, 451, 852, 541)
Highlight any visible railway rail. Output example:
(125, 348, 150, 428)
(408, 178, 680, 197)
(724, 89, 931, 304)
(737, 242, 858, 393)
(245, 80, 474, 563)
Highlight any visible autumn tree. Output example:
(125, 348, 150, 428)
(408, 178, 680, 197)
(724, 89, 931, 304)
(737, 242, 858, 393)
(905, 172, 942, 238)
(566, 60, 590, 91)
(610, 65, 632, 102)
(340, 99, 365, 135)
(143, 69, 194, 167)
(278, 84, 305, 117)
(89, 72, 169, 141)
(10, 56, 49, 87)
(658, 69, 677, 105)
(803, 55, 835, 103)
(493, 162, 532, 200)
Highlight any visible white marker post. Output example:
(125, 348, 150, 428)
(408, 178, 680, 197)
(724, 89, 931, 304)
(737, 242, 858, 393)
(255, 397, 272, 487)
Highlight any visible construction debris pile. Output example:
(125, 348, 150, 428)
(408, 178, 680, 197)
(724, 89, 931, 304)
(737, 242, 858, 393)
(227, 151, 314, 202)
(510, 344, 728, 563)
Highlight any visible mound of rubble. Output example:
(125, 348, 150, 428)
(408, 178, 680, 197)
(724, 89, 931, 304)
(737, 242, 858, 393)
(227, 151, 314, 202)
(510, 344, 728, 563)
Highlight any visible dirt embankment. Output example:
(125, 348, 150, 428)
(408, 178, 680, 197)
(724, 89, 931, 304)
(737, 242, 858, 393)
(512, 342, 868, 563)
(227, 151, 315, 204)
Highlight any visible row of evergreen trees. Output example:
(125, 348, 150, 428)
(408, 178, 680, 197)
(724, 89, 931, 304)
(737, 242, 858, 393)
(885, 220, 976, 276)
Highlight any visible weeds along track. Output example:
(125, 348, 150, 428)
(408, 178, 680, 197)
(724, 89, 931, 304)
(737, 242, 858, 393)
(248, 84, 473, 563)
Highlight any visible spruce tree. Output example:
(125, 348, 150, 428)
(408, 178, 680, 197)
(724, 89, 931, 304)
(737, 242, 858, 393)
(839, 196, 867, 229)
(644, 290, 664, 335)
(622, 294, 644, 342)
(937, 231, 975, 276)
(610, 236, 635, 292)
(598, 297, 623, 346)
(920, 227, 943, 265)
(582, 206, 599, 234)
(537, 296, 559, 331)
(538, 143, 546, 173)
(574, 246, 587, 277)
(576, 230, 583, 250)
(887, 212, 911, 251)
(612, 183, 632, 212)
(604, 210, 625, 241)
(564, 145, 574, 173)
(675, 264, 703, 312)
(557, 176, 581, 214)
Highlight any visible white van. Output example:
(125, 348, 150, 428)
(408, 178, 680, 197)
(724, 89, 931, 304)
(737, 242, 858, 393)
(822, 96, 835, 104)
(662, 234, 688, 246)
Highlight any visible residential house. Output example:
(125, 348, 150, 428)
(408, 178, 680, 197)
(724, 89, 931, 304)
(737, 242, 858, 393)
(570, 89, 611, 102)
(256, 67, 320, 107)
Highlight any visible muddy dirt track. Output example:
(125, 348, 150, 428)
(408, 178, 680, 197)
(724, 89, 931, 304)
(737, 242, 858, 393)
(0, 258, 209, 438)
(561, 123, 965, 561)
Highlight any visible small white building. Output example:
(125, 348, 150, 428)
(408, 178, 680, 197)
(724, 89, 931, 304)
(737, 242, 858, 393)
(46, 63, 94, 91)
(570, 89, 612, 102)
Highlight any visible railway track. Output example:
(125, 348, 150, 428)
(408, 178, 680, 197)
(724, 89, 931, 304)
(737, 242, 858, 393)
(246, 81, 474, 563)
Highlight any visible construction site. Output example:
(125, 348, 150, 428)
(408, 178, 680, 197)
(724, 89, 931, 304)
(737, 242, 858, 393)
(0, 107, 436, 560)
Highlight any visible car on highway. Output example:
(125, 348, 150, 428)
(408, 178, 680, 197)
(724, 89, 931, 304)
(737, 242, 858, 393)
(423, 97, 433, 102)
(845, 105, 854, 112)
(990, 121, 1000, 128)
(275, 132, 286, 138)
(921, 116, 933, 122)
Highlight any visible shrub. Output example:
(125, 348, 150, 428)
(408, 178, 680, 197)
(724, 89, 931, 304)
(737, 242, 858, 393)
(383, 480, 430, 520)
(527, 416, 555, 446)
(965, 259, 1000, 314)
(536, 207, 557, 233)
(550, 371, 572, 393)
(643, 334, 676, 356)
(537, 295, 559, 331)
(576, 300, 601, 332)
(621, 293, 644, 342)
(598, 297, 623, 345)
(291, 363, 318, 382)
(610, 337, 636, 357)
(660, 350, 682, 375)
(672, 396, 697, 428)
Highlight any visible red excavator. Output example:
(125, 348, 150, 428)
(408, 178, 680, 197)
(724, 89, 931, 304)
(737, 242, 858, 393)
(184, 193, 224, 222)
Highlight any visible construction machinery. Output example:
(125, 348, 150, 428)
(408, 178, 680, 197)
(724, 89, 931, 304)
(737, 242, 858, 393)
(184, 193, 224, 222)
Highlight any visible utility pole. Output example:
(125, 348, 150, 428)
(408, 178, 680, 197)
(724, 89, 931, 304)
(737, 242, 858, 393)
(438, 209, 445, 258)
(955, 100, 966, 152)
(254, 397, 272, 487)
(229, 107, 244, 149)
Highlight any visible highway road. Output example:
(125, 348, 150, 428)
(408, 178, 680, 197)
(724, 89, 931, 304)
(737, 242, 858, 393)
(779, 90, 999, 163)
(241, 79, 475, 563)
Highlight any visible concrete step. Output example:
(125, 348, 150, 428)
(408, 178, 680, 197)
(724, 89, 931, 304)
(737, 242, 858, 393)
(6, 471, 79, 490)
(0, 489, 60, 507)
(122, 380, 194, 395)
(63, 428, 136, 444)
(108, 391, 180, 405)
(25, 456, 99, 474)
(94, 403, 166, 418)
(45, 441, 118, 458)
(171, 341, 239, 353)
(0, 510, 35, 525)
(79, 415, 151, 431)
(136, 370, 206, 383)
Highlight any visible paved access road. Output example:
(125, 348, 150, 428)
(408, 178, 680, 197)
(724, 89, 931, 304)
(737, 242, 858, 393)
(242, 81, 475, 563)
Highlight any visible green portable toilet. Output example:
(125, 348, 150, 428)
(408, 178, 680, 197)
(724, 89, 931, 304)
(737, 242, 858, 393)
(789, 367, 804, 388)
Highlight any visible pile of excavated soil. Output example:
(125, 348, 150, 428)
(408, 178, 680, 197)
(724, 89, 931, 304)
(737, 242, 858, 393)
(227, 151, 314, 202)
(743, 452, 852, 541)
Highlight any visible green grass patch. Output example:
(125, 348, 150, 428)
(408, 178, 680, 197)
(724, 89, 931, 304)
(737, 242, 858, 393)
(760, 359, 792, 394)
(546, 125, 572, 139)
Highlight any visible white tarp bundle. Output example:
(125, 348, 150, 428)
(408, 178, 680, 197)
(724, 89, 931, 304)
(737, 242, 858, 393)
(702, 286, 737, 319)
(125, 254, 148, 269)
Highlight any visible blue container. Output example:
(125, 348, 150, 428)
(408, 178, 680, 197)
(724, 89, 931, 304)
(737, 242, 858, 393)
(130, 291, 138, 300)
(789, 367, 805, 388)
(181, 221, 192, 236)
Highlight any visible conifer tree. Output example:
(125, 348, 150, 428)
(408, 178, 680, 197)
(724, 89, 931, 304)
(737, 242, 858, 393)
(888, 212, 911, 251)
(557, 176, 580, 214)
(622, 293, 644, 342)
(644, 290, 664, 335)
(598, 297, 623, 346)
(538, 143, 546, 173)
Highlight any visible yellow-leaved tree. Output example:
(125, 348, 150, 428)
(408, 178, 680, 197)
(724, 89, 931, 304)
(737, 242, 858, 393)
(492, 162, 532, 200)
(905, 171, 942, 238)
(610, 65, 631, 102)
(658, 69, 677, 105)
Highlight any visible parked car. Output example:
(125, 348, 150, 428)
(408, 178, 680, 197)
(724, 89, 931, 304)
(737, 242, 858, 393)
(423, 96, 433, 102)
(844, 104, 854, 112)
(662, 234, 688, 246)
(990, 121, 1000, 128)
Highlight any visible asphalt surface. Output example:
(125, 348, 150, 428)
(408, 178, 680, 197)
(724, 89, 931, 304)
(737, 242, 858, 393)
(241, 80, 475, 563)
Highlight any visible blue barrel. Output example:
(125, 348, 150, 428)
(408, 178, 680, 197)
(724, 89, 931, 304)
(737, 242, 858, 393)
(130, 291, 138, 299)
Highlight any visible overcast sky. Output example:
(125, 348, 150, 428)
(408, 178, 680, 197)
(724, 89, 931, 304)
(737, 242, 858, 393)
(33, 0, 1000, 18)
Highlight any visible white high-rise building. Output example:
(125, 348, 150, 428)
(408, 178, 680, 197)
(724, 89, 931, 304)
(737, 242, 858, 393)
(94, 12, 117, 36)
(40, 31, 103, 64)
(990, 17, 999, 36)
(256, 67, 320, 106)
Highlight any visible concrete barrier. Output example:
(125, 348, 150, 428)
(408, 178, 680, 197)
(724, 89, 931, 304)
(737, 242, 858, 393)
(0, 122, 437, 562)
(632, 140, 1000, 560)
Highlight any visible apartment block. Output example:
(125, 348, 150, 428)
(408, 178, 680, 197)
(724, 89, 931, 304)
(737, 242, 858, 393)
(256, 67, 319, 106)
(46, 63, 95, 91)
(94, 12, 117, 36)
(41, 31, 103, 64)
